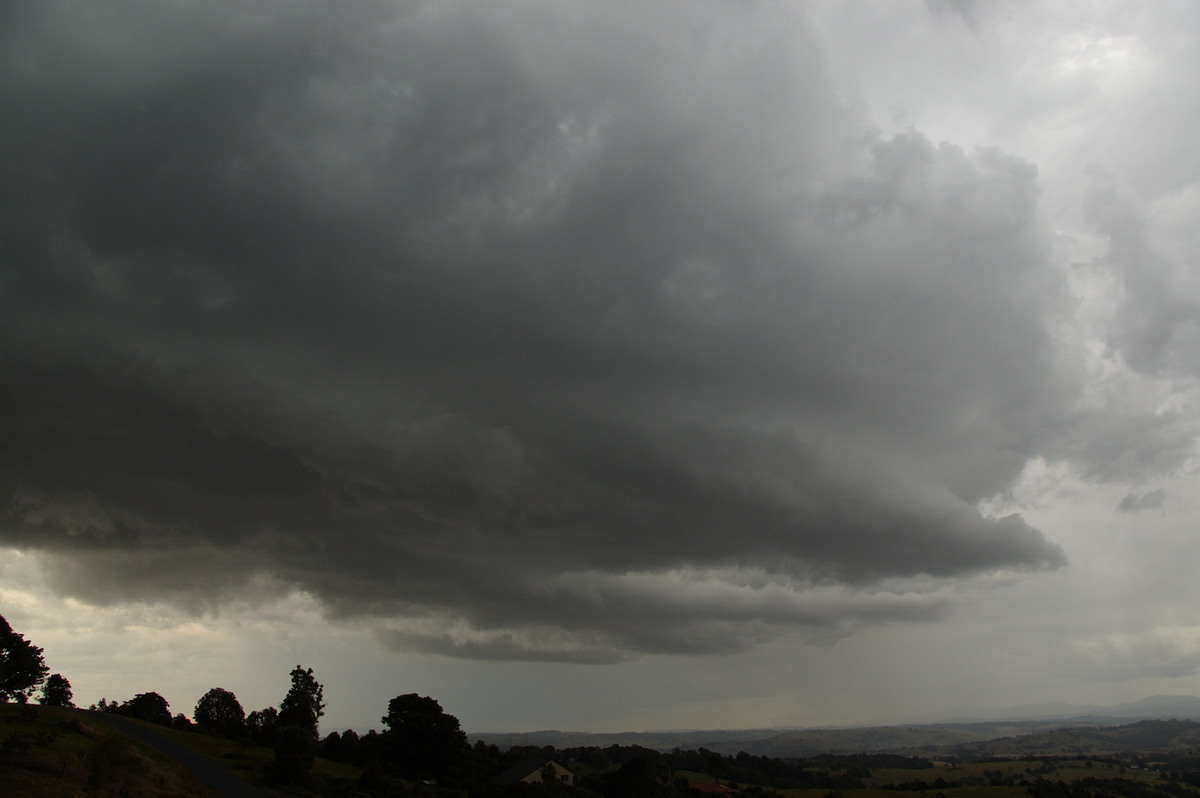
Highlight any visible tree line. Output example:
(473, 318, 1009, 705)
(0, 612, 485, 791)
(91, 665, 477, 788)
(5, 610, 852, 794)
(0, 612, 1001, 797)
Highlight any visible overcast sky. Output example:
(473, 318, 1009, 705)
(3, 0, 1200, 735)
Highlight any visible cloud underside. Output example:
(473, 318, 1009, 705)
(0, 0, 1117, 662)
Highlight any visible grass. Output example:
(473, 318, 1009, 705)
(0, 702, 219, 798)
(150, 720, 363, 795)
(0, 703, 365, 798)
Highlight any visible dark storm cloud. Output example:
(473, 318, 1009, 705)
(2, 0, 1071, 661)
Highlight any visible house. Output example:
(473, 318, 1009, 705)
(496, 758, 576, 787)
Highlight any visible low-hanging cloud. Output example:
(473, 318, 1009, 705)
(1, 0, 1081, 662)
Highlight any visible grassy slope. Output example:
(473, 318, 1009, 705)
(0, 704, 362, 798)
(150, 720, 363, 798)
(0, 703, 219, 798)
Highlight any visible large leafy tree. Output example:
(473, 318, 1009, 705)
(278, 665, 324, 738)
(119, 691, 173, 726)
(271, 666, 325, 786)
(0, 613, 49, 703)
(38, 673, 74, 707)
(381, 693, 469, 782)
(194, 687, 246, 737)
(247, 706, 281, 745)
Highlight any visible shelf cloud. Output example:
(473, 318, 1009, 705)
(4, 0, 1194, 672)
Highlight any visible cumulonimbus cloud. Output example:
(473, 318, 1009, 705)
(0, 0, 1085, 662)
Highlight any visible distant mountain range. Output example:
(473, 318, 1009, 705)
(471, 695, 1200, 757)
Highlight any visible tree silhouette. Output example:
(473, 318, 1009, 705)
(381, 693, 469, 781)
(247, 706, 281, 745)
(0, 613, 49, 703)
(589, 756, 680, 798)
(321, 728, 365, 765)
(270, 666, 325, 785)
(119, 692, 172, 726)
(278, 665, 324, 738)
(38, 673, 74, 707)
(194, 687, 245, 737)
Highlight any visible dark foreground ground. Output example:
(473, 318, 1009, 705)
(74, 708, 269, 797)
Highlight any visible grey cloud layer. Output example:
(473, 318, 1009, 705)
(1, 0, 1079, 660)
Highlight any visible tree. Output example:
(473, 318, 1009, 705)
(268, 724, 318, 785)
(338, 728, 362, 764)
(0, 613, 49, 703)
(278, 665, 324, 738)
(194, 687, 246, 737)
(119, 692, 172, 726)
(587, 756, 679, 798)
(380, 693, 469, 782)
(319, 730, 342, 759)
(247, 706, 280, 745)
(271, 666, 325, 785)
(38, 673, 74, 707)
(319, 728, 364, 766)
